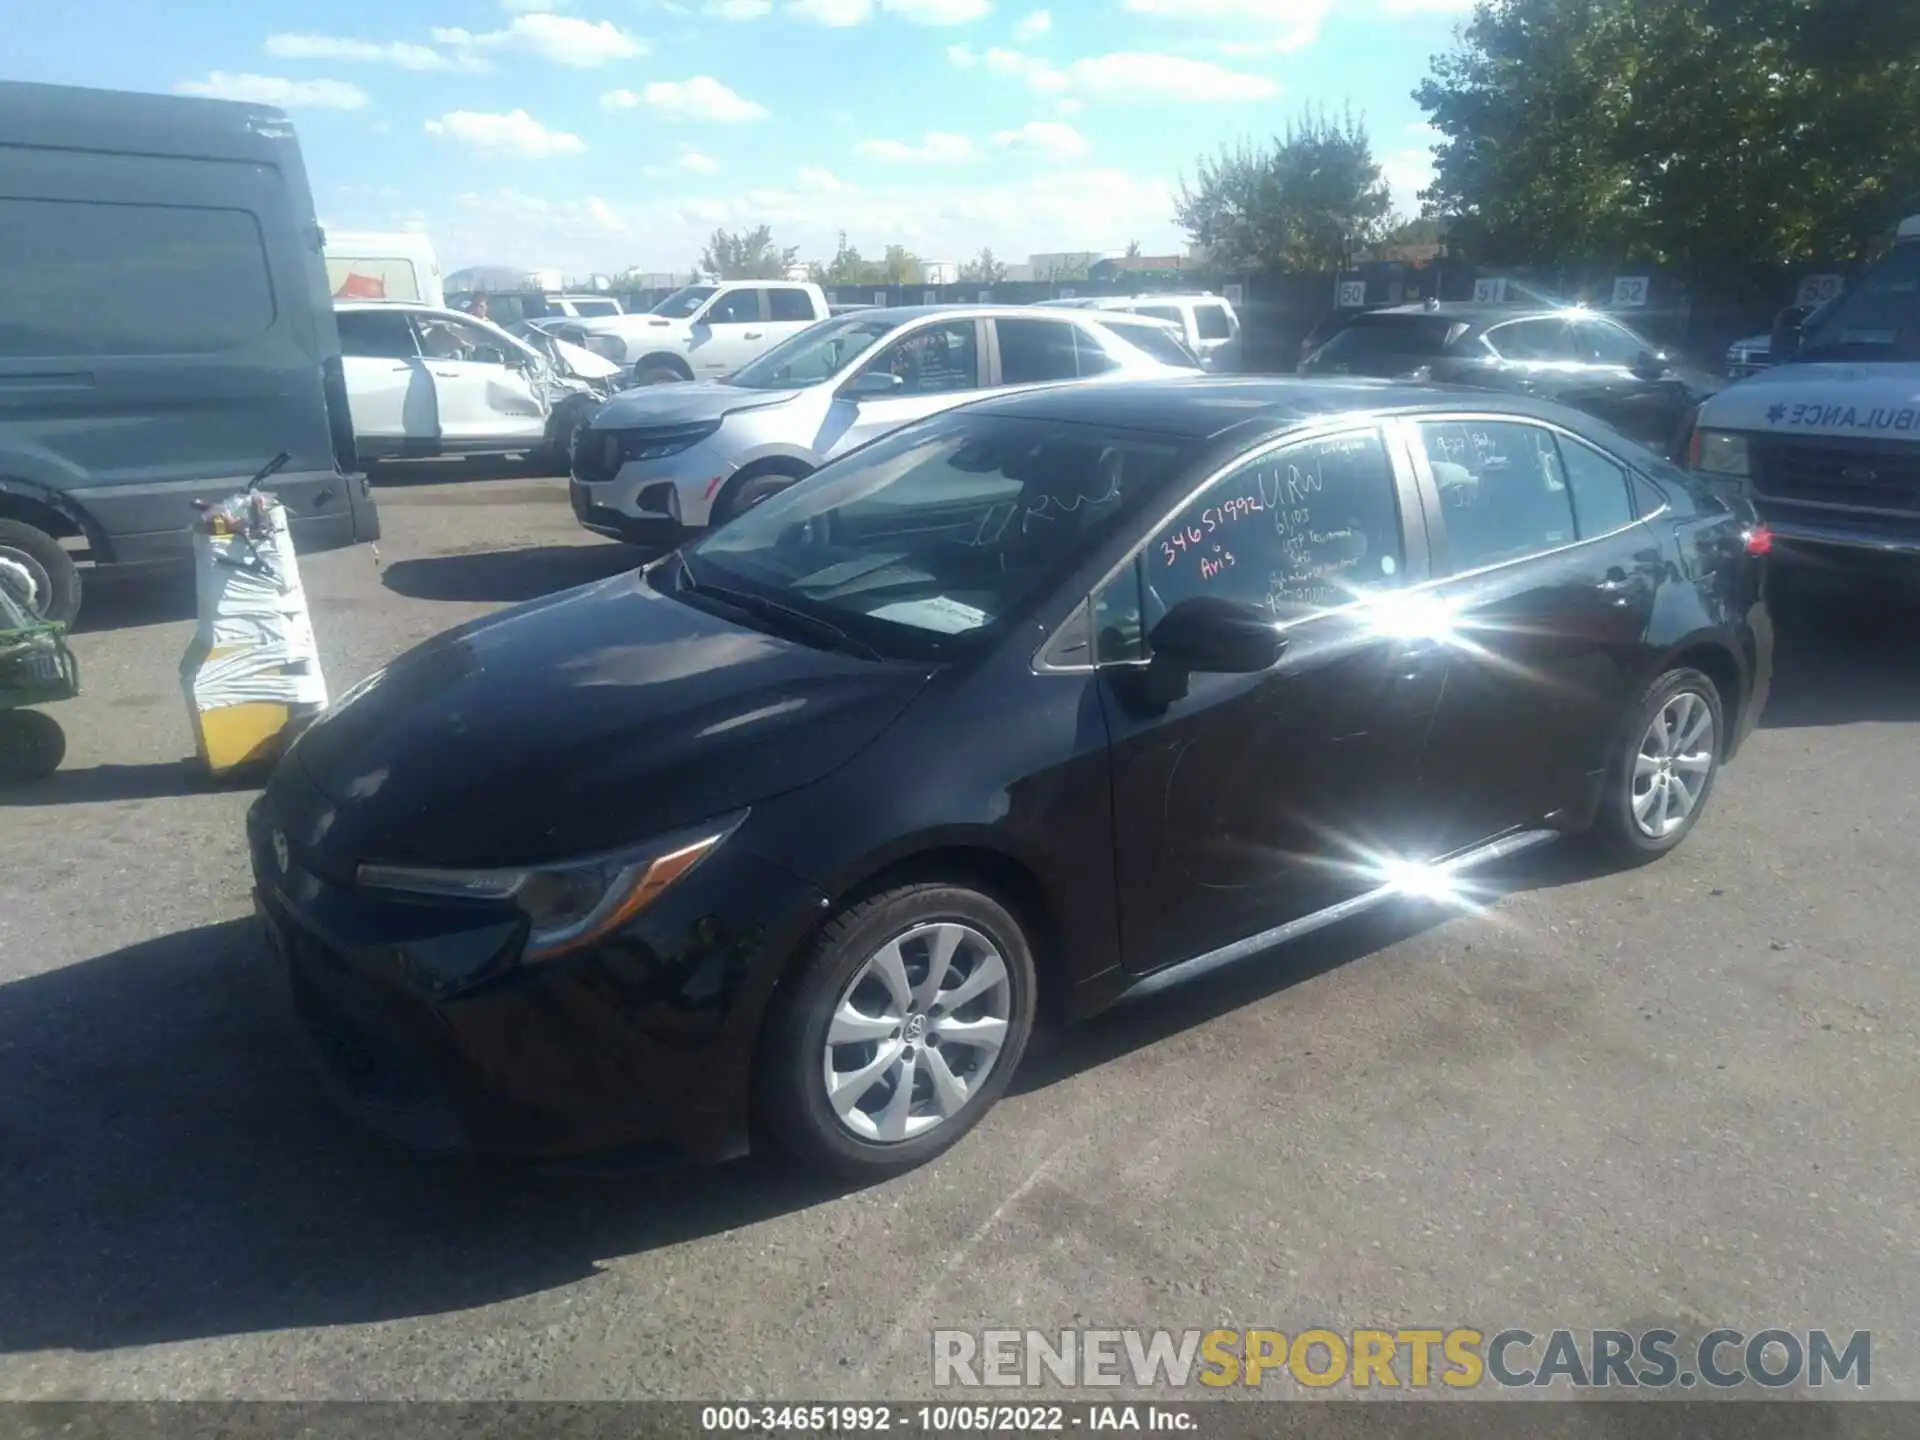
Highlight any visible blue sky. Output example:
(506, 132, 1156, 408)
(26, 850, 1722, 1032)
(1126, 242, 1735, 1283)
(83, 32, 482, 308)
(8, 0, 1470, 276)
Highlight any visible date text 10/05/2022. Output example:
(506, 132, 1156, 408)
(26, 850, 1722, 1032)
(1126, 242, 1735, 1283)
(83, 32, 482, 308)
(700, 1406, 1195, 1433)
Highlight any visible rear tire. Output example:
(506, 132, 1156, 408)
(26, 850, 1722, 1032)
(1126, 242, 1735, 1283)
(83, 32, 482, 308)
(0, 709, 67, 785)
(634, 363, 690, 387)
(756, 882, 1037, 1179)
(1590, 667, 1724, 863)
(712, 472, 801, 526)
(0, 519, 82, 627)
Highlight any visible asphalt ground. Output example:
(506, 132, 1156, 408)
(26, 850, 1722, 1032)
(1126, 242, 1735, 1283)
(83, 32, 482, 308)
(3, 461, 1918, 1405)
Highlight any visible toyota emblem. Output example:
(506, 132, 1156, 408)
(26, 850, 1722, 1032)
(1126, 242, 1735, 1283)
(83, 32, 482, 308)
(271, 829, 291, 875)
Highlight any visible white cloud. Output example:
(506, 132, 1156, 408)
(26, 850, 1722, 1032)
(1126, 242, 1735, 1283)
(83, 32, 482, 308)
(425, 109, 586, 157)
(175, 72, 370, 108)
(1012, 7, 1050, 36)
(432, 14, 646, 66)
(679, 150, 720, 172)
(501, 0, 567, 9)
(880, 0, 991, 22)
(1381, 0, 1479, 11)
(798, 166, 853, 194)
(264, 34, 473, 70)
(611, 76, 769, 122)
(1069, 52, 1278, 99)
(1381, 147, 1437, 215)
(855, 131, 979, 164)
(991, 119, 1088, 158)
(946, 44, 1067, 91)
(787, 0, 874, 24)
(708, 0, 773, 15)
(1126, 0, 1331, 50)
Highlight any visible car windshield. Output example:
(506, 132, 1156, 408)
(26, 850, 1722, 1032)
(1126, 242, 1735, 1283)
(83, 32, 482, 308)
(1313, 314, 1460, 369)
(675, 413, 1187, 660)
(1795, 243, 1920, 362)
(651, 285, 716, 319)
(728, 315, 901, 389)
(1096, 319, 1196, 368)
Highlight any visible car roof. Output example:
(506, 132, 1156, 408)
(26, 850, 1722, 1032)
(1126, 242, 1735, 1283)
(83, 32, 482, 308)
(1358, 302, 1639, 331)
(837, 303, 1176, 326)
(959, 375, 1619, 440)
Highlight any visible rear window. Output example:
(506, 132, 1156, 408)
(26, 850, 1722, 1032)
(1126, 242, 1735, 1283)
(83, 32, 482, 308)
(0, 198, 276, 358)
(570, 298, 620, 316)
(1193, 302, 1232, 340)
(1314, 314, 1461, 361)
(327, 257, 421, 304)
(1097, 319, 1195, 367)
(1133, 304, 1184, 326)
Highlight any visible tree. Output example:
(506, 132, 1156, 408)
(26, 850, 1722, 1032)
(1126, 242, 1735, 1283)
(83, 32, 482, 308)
(880, 244, 924, 284)
(699, 225, 799, 280)
(1413, 0, 1920, 278)
(1125, 239, 1143, 258)
(1175, 107, 1392, 274)
(958, 247, 1006, 284)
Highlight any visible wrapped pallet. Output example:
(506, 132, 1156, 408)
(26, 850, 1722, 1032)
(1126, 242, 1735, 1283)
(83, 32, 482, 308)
(180, 489, 328, 777)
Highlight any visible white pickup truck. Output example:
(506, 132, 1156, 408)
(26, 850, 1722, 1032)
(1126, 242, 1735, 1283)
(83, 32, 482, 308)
(572, 280, 830, 386)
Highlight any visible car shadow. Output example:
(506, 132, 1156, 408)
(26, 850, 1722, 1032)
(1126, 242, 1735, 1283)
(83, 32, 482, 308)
(70, 569, 198, 634)
(0, 759, 241, 808)
(0, 845, 1593, 1355)
(1760, 574, 1920, 729)
(380, 544, 646, 604)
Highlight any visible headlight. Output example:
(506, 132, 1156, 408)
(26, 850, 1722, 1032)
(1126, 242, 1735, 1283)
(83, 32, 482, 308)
(614, 422, 721, 464)
(357, 813, 744, 962)
(1690, 429, 1751, 478)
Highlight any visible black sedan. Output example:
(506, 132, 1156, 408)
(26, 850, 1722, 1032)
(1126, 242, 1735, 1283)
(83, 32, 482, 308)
(249, 377, 1773, 1177)
(1300, 303, 1723, 454)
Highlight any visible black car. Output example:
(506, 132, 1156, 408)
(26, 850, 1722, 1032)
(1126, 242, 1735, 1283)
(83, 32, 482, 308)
(1300, 303, 1723, 454)
(249, 377, 1773, 1177)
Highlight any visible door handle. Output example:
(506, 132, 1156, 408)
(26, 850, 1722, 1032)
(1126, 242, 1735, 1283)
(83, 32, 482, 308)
(743, 330, 764, 339)
(432, 369, 460, 378)
(1597, 568, 1633, 591)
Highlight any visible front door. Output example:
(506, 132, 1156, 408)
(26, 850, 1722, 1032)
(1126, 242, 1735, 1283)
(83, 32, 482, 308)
(410, 313, 548, 446)
(1554, 318, 1692, 448)
(688, 288, 767, 378)
(1404, 415, 1662, 851)
(821, 318, 990, 460)
(1097, 426, 1447, 975)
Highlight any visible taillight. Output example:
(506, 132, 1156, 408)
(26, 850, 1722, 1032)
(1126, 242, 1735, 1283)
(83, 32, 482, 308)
(1743, 524, 1773, 556)
(1685, 425, 1703, 468)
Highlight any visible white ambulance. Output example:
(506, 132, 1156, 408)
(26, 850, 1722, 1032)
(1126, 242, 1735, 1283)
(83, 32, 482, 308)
(1686, 215, 1920, 568)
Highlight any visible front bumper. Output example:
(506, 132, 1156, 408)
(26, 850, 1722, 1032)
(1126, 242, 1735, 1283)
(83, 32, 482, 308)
(570, 477, 686, 549)
(1756, 509, 1920, 575)
(570, 437, 738, 534)
(247, 793, 830, 1164)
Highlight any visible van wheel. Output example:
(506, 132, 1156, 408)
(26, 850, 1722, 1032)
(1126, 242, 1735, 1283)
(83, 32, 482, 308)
(0, 520, 82, 627)
(756, 883, 1037, 1178)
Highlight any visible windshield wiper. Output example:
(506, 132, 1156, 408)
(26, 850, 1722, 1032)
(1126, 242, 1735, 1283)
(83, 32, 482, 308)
(681, 561, 884, 660)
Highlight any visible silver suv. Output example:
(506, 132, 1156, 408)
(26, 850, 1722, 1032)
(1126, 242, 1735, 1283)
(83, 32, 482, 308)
(1037, 292, 1242, 373)
(570, 305, 1200, 545)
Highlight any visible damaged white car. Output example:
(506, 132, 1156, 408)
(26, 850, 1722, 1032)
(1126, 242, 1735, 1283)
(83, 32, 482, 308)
(334, 300, 626, 469)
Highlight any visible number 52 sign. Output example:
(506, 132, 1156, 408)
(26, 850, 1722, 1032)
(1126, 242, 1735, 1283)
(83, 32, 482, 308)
(1611, 276, 1650, 307)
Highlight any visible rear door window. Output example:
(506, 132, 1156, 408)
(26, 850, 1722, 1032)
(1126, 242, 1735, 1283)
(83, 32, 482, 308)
(1193, 302, 1233, 340)
(768, 289, 816, 322)
(995, 317, 1085, 384)
(1485, 318, 1578, 362)
(0, 198, 276, 358)
(1414, 420, 1577, 570)
(1554, 434, 1636, 537)
(336, 309, 420, 360)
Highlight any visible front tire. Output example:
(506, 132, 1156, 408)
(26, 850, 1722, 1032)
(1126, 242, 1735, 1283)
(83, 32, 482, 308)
(634, 363, 689, 387)
(712, 472, 800, 527)
(756, 883, 1038, 1178)
(0, 519, 82, 627)
(1591, 667, 1724, 861)
(0, 708, 67, 785)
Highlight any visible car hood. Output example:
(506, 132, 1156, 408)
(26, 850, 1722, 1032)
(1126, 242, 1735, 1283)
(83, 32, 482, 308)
(1697, 362, 1920, 439)
(551, 336, 624, 380)
(590, 381, 804, 428)
(287, 568, 932, 868)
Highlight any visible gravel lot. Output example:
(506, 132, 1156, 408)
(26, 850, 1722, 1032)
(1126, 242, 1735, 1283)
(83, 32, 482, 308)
(3, 463, 1919, 1403)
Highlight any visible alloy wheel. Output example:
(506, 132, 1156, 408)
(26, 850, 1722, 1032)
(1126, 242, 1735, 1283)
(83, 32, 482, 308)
(1631, 689, 1716, 838)
(0, 547, 50, 617)
(821, 921, 1012, 1143)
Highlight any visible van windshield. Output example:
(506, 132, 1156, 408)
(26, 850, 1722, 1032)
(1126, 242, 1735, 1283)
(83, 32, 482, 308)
(1795, 243, 1920, 363)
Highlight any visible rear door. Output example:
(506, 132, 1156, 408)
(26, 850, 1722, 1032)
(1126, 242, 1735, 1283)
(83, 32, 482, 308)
(822, 317, 989, 459)
(1096, 425, 1446, 972)
(1403, 413, 1663, 852)
(335, 308, 426, 447)
(689, 288, 768, 377)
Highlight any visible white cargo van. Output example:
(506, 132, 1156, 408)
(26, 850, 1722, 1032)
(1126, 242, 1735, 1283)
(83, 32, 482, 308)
(324, 231, 445, 309)
(1686, 215, 1920, 570)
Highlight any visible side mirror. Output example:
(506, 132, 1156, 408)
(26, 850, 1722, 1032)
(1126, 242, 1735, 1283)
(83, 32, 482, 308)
(1630, 349, 1671, 380)
(1149, 595, 1286, 674)
(845, 370, 905, 399)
